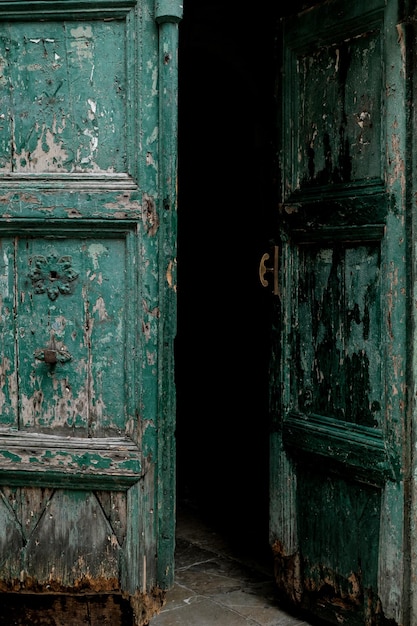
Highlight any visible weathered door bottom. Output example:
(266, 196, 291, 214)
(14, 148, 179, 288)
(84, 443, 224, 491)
(0, 591, 166, 626)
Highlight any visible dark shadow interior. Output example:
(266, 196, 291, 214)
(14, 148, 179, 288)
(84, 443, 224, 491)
(175, 2, 289, 560)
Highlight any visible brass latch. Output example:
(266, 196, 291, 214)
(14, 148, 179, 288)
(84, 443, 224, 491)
(259, 245, 279, 296)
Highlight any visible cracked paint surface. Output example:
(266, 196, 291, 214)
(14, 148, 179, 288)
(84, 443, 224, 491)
(293, 30, 381, 190)
(0, 0, 180, 622)
(15, 235, 130, 437)
(0, 20, 126, 173)
(275, 4, 408, 625)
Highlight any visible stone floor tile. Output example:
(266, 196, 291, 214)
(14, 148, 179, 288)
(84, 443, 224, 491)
(148, 504, 314, 626)
(150, 596, 260, 626)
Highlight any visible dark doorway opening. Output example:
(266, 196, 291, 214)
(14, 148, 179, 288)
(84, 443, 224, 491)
(175, 2, 280, 559)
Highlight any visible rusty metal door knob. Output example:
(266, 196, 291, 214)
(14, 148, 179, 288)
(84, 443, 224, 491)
(34, 334, 72, 365)
(34, 348, 72, 364)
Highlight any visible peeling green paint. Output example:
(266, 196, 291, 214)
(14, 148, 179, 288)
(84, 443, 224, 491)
(0, 0, 181, 622)
(272, 1, 408, 624)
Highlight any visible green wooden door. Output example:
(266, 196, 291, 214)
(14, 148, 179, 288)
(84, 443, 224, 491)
(0, 1, 181, 624)
(270, 1, 409, 624)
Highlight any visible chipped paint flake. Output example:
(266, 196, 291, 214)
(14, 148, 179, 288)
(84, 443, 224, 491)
(0, 357, 11, 414)
(88, 243, 107, 270)
(69, 25, 94, 62)
(92, 296, 109, 322)
(14, 126, 70, 173)
(0, 250, 9, 299)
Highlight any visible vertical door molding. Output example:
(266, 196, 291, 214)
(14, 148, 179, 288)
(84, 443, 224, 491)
(154, 0, 183, 589)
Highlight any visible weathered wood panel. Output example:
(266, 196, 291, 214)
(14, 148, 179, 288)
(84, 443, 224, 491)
(293, 242, 381, 427)
(17, 234, 130, 437)
(0, 0, 182, 623)
(0, 238, 17, 427)
(0, 20, 127, 174)
(296, 30, 382, 186)
(0, 593, 135, 625)
(272, 0, 407, 624)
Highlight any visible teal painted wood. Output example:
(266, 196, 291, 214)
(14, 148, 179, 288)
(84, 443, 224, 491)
(271, 1, 408, 624)
(0, 22, 127, 173)
(283, 413, 392, 482)
(155, 0, 183, 22)
(155, 3, 182, 589)
(408, 3, 417, 624)
(0, 238, 17, 427)
(18, 236, 130, 435)
(0, 0, 182, 622)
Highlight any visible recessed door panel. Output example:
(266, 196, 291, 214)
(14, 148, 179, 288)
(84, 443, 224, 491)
(0, 20, 127, 173)
(294, 242, 382, 427)
(17, 234, 129, 436)
(296, 30, 382, 186)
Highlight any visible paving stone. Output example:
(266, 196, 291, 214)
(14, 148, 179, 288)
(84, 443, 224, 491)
(149, 507, 314, 626)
